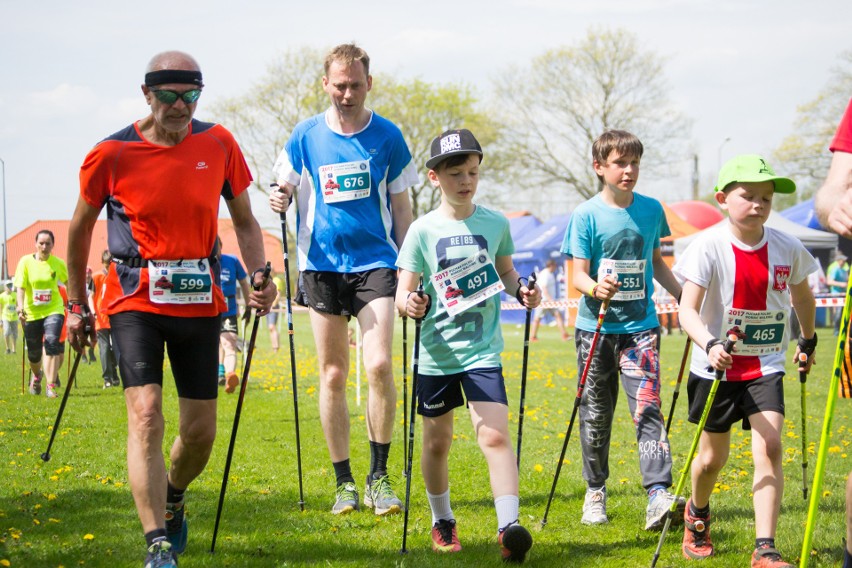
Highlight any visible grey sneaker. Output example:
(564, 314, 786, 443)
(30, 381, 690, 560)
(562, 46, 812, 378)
(364, 474, 402, 516)
(144, 540, 178, 568)
(581, 487, 608, 525)
(645, 488, 686, 530)
(29, 372, 42, 395)
(46, 384, 58, 399)
(165, 499, 188, 554)
(332, 481, 360, 515)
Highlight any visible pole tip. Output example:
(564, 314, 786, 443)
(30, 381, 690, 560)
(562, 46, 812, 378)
(40, 453, 50, 462)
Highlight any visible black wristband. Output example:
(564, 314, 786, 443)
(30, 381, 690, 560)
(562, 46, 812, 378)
(798, 333, 818, 357)
(705, 338, 724, 356)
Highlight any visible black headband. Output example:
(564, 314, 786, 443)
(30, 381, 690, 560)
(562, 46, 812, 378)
(144, 70, 204, 87)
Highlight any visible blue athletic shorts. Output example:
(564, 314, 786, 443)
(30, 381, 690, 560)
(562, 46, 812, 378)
(416, 366, 508, 417)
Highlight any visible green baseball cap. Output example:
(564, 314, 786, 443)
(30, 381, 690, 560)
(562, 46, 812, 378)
(714, 154, 795, 194)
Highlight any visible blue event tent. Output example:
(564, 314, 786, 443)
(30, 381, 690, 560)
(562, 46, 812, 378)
(780, 198, 825, 231)
(501, 213, 572, 323)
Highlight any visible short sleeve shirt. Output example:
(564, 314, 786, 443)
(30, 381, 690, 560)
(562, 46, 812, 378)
(273, 110, 419, 274)
(14, 254, 67, 321)
(561, 193, 670, 333)
(673, 226, 817, 381)
(219, 254, 247, 317)
(830, 97, 852, 153)
(79, 119, 252, 318)
(396, 206, 514, 375)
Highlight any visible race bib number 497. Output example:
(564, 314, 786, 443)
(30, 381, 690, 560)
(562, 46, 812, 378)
(432, 249, 504, 317)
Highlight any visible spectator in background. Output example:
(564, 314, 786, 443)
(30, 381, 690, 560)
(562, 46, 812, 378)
(0, 280, 18, 354)
(90, 250, 120, 388)
(826, 250, 849, 335)
(530, 259, 568, 342)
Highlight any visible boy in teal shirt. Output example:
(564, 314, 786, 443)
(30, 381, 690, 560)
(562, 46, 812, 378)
(562, 129, 684, 530)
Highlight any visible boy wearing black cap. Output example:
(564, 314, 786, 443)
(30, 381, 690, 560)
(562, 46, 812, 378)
(396, 129, 539, 562)
(675, 155, 817, 567)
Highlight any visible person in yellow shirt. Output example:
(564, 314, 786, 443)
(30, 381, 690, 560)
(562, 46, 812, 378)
(0, 280, 18, 354)
(14, 229, 67, 398)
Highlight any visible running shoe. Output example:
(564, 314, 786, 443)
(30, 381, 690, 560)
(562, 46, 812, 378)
(751, 545, 794, 568)
(499, 521, 533, 563)
(165, 499, 188, 554)
(682, 499, 713, 559)
(46, 383, 58, 399)
(224, 372, 239, 394)
(29, 372, 42, 395)
(332, 482, 359, 515)
(581, 486, 608, 525)
(218, 375, 226, 387)
(364, 474, 403, 516)
(431, 518, 461, 552)
(144, 540, 178, 568)
(645, 488, 686, 530)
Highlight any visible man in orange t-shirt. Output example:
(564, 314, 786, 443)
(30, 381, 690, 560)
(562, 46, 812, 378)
(65, 51, 277, 566)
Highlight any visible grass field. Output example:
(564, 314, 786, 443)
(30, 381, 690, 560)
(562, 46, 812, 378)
(0, 314, 848, 567)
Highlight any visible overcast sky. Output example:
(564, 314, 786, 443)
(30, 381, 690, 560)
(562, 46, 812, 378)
(1, 0, 850, 240)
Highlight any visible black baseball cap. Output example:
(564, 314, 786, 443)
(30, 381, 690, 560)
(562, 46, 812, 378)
(425, 129, 483, 170)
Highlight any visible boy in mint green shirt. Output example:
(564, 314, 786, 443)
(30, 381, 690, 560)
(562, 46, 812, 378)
(397, 129, 540, 562)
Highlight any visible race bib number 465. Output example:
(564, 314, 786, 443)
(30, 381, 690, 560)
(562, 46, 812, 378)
(722, 307, 787, 356)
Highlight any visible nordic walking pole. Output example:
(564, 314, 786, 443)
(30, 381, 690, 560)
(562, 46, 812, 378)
(211, 262, 271, 553)
(665, 337, 692, 435)
(541, 295, 610, 528)
(273, 182, 305, 511)
(402, 315, 408, 476)
(801, 282, 849, 566)
(799, 351, 809, 501)
(401, 280, 424, 554)
(516, 272, 537, 469)
(650, 329, 741, 568)
(40, 351, 84, 462)
(21, 332, 25, 394)
(41, 308, 93, 462)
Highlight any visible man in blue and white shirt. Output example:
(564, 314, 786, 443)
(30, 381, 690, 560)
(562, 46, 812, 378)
(270, 43, 417, 517)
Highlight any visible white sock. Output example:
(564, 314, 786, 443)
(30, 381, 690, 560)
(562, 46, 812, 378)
(495, 494, 520, 532)
(427, 489, 453, 525)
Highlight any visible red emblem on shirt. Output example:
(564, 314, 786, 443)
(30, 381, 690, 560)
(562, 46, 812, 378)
(773, 265, 791, 291)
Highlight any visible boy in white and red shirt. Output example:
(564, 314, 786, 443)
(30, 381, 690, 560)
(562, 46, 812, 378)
(675, 154, 817, 568)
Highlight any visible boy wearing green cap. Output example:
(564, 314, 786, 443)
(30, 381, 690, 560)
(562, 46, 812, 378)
(674, 155, 818, 567)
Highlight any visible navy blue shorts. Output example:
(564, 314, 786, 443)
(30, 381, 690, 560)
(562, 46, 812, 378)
(110, 311, 220, 400)
(686, 371, 785, 433)
(416, 366, 508, 417)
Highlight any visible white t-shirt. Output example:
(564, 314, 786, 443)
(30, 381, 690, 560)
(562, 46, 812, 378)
(674, 225, 816, 381)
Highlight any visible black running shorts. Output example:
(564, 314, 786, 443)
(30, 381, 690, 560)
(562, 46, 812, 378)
(297, 268, 396, 318)
(110, 311, 220, 400)
(686, 371, 785, 433)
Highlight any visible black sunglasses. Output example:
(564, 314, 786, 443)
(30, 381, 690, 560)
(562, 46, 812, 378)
(151, 88, 202, 105)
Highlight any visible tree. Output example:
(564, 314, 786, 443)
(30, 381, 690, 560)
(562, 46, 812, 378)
(773, 50, 852, 206)
(493, 27, 692, 209)
(207, 48, 505, 218)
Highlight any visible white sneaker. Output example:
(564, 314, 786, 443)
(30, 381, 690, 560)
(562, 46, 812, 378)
(581, 486, 608, 525)
(645, 488, 686, 530)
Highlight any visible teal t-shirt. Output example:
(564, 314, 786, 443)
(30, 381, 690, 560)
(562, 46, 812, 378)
(561, 193, 670, 333)
(396, 206, 514, 375)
